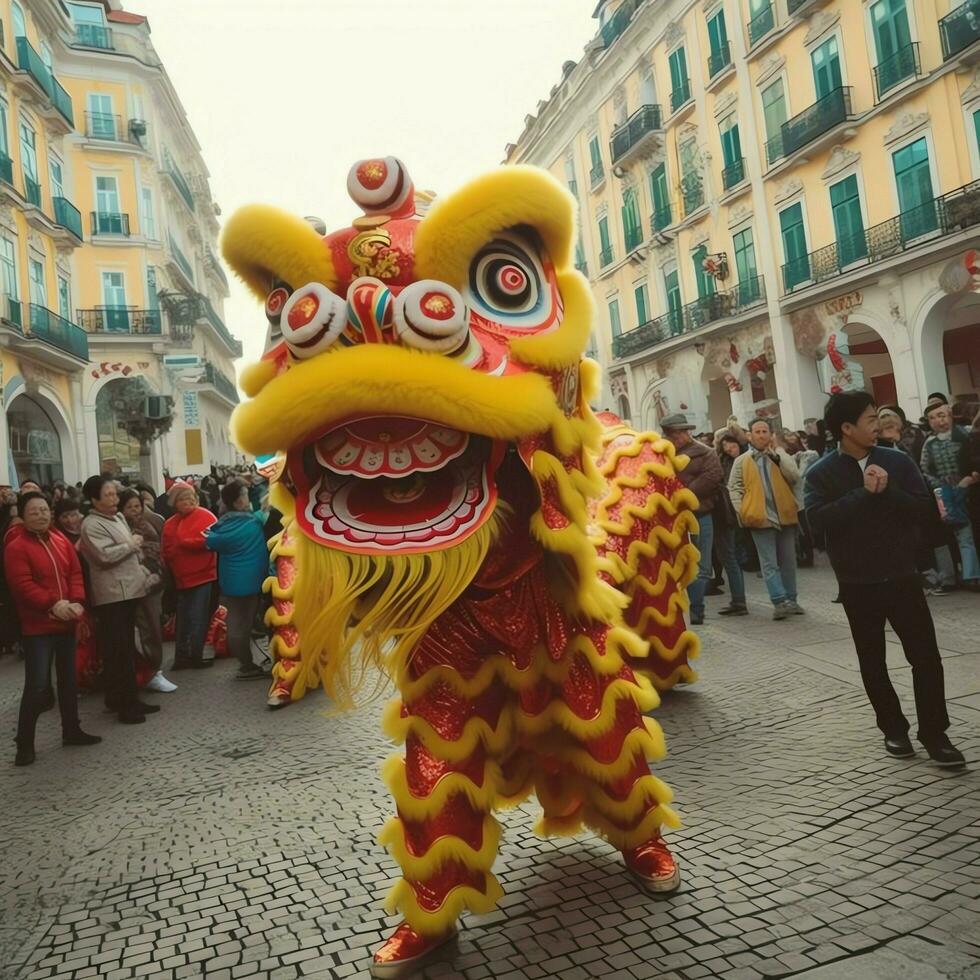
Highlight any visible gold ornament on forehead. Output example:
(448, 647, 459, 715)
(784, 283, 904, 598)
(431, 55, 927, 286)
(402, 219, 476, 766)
(348, 228, 402, 280)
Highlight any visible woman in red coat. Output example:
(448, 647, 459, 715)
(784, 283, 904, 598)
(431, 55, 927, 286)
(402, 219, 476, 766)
(5, 492, 101, 766)
(162, 482, 217, 670)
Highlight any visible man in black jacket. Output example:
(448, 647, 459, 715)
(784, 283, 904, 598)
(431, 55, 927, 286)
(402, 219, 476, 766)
(804, 391, 964, 767)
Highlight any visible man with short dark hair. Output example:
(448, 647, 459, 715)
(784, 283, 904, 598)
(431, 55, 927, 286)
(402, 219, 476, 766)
(804, 391, 964, 767)
(728, 418, 803, 619)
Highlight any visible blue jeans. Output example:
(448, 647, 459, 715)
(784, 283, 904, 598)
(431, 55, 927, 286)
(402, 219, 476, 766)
(175, 583, 213, 665)
(687, 513, 714, 618)
(751, 526, 798, 606)
(715, 525, 746, 604)
(17, 633, 79, 747)
(934, 523, 980, 585)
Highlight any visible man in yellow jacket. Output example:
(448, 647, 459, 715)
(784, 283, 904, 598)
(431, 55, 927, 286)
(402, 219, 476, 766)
(728, 418, 804, 620)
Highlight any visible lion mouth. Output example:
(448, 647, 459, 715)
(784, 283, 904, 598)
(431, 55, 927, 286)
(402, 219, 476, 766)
(291, 416, 504, 554)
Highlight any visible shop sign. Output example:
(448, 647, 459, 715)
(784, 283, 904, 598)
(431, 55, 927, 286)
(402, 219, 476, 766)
(183, 390, 200, 427)
(823, 291, 863, 318)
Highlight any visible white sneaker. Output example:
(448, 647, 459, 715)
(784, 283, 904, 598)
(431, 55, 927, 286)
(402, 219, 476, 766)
(146, 671, 178, 693)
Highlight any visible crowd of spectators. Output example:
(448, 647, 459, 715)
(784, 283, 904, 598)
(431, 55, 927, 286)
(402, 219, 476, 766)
(1, 466, 276, 767)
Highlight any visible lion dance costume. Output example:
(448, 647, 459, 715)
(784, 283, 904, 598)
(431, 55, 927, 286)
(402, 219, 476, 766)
(223, 159, 700, 977)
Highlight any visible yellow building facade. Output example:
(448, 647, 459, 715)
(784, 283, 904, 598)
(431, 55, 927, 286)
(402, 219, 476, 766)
(507, 0, 980, 432)
(0, 0, 239, 489)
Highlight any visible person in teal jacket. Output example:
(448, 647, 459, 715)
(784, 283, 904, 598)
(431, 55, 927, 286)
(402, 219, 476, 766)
(206, 480, 269, 679)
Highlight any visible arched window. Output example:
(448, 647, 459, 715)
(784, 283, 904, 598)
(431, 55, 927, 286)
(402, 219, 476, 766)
(7, 395, 63, 486)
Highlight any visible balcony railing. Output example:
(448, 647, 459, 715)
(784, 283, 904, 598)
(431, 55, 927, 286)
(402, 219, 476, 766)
(199, 295, 243, 356)
(15, 37, 73, 126)
(24, 175, 41, 208)
(590, 162, 605, 188)
(722, 157, 746, 191)
(610, 105, 663, 165)
(624, 223, 645, 251)
(748, 2, 776, 45)
(204, 363, 240, 404)
(599, 245, 615, 268)
(85, 111, 130, 142)
(164, 151, 196, 212)
(651, 203, 674, 232)
(874, 42, 920, 101)
(781, 179, 980, 294)
(941, 0, 980, 59)
(77, 308, 162, 335)
(28, 304, 89, 360)
(670, 78, 692, 113)
(74, 24, 114, 49)
(787, 0, 818, 14)
(53, 197, 83, 240)
(91, 211, 131, 236)
(598, 0, 644, 48)
(168, 234, 195, 282)
(0, 152, 12, 186)
(708, 42, 732, 78)
(681, 176, 704, 215)
(769, 86, 853, 164)
(612, 276, 767, 358)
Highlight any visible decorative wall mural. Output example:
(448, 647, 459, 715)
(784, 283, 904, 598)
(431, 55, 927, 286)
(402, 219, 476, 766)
(818, 331, 866, 394)
(939, 250, 980, 295)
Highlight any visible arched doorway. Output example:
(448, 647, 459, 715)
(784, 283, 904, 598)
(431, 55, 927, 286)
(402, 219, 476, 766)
(918, 282, 980, 414)
(95, 377, 170, 481)
(7, 394, 64, 487)
(617, 394, 632, 423)
(838, 321, 898, 405)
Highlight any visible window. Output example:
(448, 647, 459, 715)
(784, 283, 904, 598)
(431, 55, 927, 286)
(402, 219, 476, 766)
(11, 2, 26, 38)
(692, 245, 715, 299)
(101, 270, 129, 331)
(634, 282, 650, 325)
(68, 2, 107, 26)
(69, 2, 110, 47)
(733, 227, 760, 303)
(0, 102, 8, 161)
(28, 258, 46, 308)
(707, 10, 730, 74)
(679, 138, 702, 212)
(811, 36, 843, 100)
(58, 275, 71, 322)
(0, 237, 18, 301)
(974, 109, 980, 169)
(762, 80, 787, 141)
(146, 266, 159, 311)
(87, 93, 115, 139)
(780, 202, 809, 290)
(564, 155, 577, 197)
(608, 298, 622, 338)
(94, 175, 125, 234)
(19, 122, 37, 182)
(668, 47, 690, 110)
(650, 163, 671, 229)
(140, 186, 156, 239)
(664, 267, 683, 335)
(639, 70, 656, 106)
(49, 158, 64, 200)
(598, 215, 613, 266)
(871, 0, 912, 65)
(589, 135, 604, 182)
(622, 187, 643, 251)
(40, 41, 53, 71)
(830, 175, 867, 267)
(720, 116, 743, 187)
(893, 137, 938, 238)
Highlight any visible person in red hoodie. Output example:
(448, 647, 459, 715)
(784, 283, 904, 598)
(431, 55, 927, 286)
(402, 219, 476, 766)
(162, 482, 217, 670)
(5, 492, 101, 766)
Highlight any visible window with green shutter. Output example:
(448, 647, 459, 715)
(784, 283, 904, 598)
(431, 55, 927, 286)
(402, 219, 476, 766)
(650, 163, 671, 229)
(679, 139, 702, 213)
(779, 203, 810, 290)
(622, 187, 643, 251)
(608, 298, 622, 338)
(811, 36, 843, 100)
(692, 245, 715, 300)
(598, 215, 613, 266)
(829, 175, 867, 267)
(589, 135, 604, 183)
(664, 268, 683, 335)
(733, 227, 760, 304)
(669, 48, 690, 111)
(893, 137, 938, 239)
(974, 109, 980, 165)
(720, 117, 743, 188)
(762, 80, 788, 161)
(634, 283, 650, 325)
(707, 10, 730, 76)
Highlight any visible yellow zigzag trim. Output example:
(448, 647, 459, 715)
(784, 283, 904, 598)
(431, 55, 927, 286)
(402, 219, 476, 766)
(378, 816, 501, 879)
(650, 663, 699, 691)
(584, 772, 673, 824)
(582, 800, 681, 851)
(557, 716, 667, 781)
(596, 485, 699, 540)
(382, 699, 515, 761)
(597, 431, 686, 476)
(534, 810, 585, 838)
(382, 755, 503, 821)
(384, 878, 504, 938)
(268, 634, 300, 659)
(603, 530, 700, 585)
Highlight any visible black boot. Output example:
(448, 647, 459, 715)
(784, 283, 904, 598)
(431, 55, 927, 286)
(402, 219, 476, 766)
(922, 735, 966, 768)
(63, 729, 103, 747)
(14, 743, 35, 766)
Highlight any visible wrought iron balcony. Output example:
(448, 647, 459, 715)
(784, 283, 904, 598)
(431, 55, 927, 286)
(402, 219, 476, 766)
(53, 197, 83, 240)
(598, 0, 644, 49)
(168, 234, 195, 283)
(203, 363, 240, 405)
(0, 152, 12, 186)
(14, 37, 74, 126)
(651, 203, 674, 232)
(84, 111, 134, 142)
(611, 276, 767, 358)
(24, 176, 41, 208)
(670, 79, 692, 113)
(199, 295, 243, 356)
(787, 0, 821, 15)
(164, 151, 196, 212)
(940, 0, 980, 59)
(874, 42, 920, 101)
(748, 2, 776, 45)
(589, 161, 605, 188)
(770, 86, 853, 164)
(708, 42, 732, 78)
(28, 304, 89, 360)
(722, 157, 746, 191)
(781, 179, 980, 294)
(610, 105, 663, 166)
(74, 24, 114, 49)
(92, 211, 131, 236)
(77, 308, 162, 335)
(599, 245, 615, 268)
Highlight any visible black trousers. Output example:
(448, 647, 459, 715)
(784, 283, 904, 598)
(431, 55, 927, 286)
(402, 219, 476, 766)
(94, 599, 139, 712)
(839, 577, 949, 743)
(16, 633, 79, 747)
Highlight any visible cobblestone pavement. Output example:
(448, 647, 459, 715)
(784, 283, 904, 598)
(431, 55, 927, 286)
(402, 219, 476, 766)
(3, 562, 979, 980)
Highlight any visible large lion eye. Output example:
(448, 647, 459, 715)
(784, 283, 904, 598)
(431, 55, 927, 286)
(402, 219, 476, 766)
(464, 229, 555, 330)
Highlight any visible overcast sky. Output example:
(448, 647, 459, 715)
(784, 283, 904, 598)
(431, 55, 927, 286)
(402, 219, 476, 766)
(129, 0, 598, 370)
